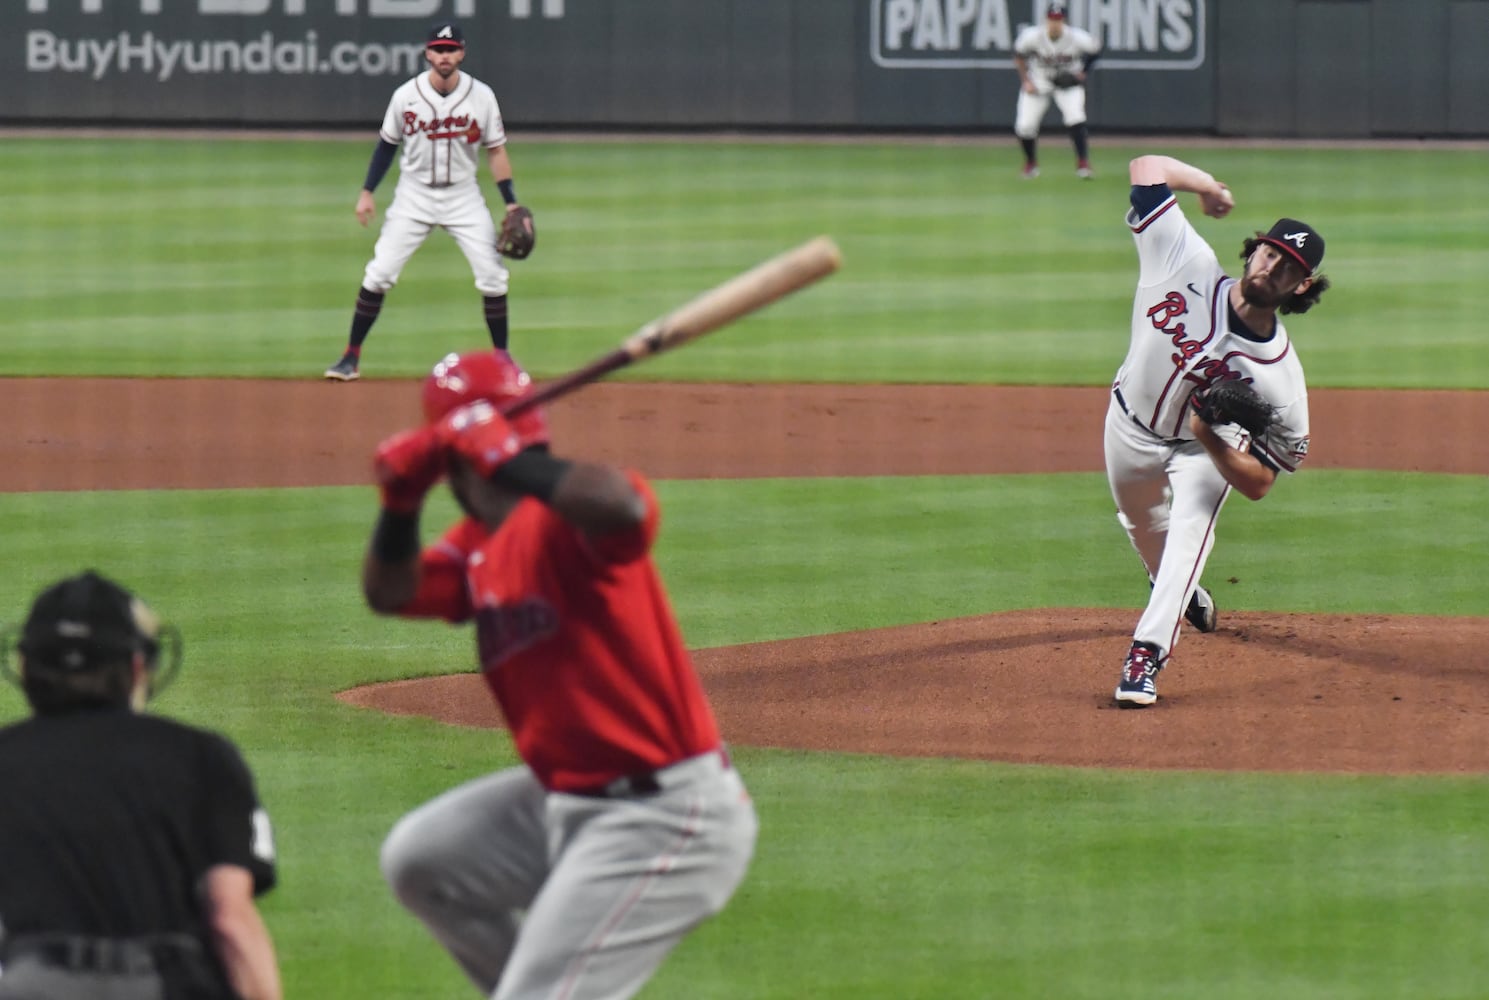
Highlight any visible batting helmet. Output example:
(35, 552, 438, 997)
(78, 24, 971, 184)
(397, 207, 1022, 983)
(2, 571, 182, 708)
(421, 350, 550, 448)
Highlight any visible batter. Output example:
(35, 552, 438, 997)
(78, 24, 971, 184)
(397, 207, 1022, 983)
(361, 351, 757, 998)
(325, 21, 527, 382)
(1107, 153, 1331, 707)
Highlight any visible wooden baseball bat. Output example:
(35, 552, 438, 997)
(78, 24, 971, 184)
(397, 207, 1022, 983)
(502, 235, 841, 416)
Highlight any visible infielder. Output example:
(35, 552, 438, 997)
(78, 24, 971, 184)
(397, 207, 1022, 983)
(361, 351, 758, 998)
(1012, 1, 1101, 179)
(326, 21, 527, 382)
(1108, 154, 1330, 707)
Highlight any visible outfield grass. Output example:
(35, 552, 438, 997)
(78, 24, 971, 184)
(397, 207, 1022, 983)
(3, 138, 1488, 386)
(3, 136, 1487, 998)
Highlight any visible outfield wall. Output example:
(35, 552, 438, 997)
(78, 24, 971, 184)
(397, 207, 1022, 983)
(6, 0, 1485, 137)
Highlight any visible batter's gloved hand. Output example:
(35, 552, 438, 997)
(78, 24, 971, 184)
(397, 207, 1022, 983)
(436, 400, 532, 478)
(497, 205, 536, 260)
(374, 426, 445, 514)
(1052, 71, 1082, 89)
(1191, 380, 1277, 439)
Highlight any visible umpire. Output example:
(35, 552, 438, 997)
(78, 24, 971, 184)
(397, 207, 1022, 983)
(0, 571, 281, 1000)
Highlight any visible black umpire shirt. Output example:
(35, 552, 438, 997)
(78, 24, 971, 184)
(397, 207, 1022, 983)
(0, 707, 276, 948)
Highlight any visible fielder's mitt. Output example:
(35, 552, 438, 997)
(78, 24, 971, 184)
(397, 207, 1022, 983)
(497, 205, 536, 260)
(1052, 71, 1082, 89)
(1191, 381, 1276, 438)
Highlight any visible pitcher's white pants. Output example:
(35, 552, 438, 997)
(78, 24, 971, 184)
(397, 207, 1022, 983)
(1103, 396, 1237, 657)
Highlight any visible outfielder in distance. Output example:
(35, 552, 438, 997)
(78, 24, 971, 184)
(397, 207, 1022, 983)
(1107, 154, 1330, 707)
(362, 351, 758, 998)
(1012, 1, 1102, 179)
(326, 21, 532, 382)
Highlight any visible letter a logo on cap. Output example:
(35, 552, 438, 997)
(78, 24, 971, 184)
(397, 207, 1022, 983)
(438, 26, 453, 38)
(1283, 231, 1309, 248)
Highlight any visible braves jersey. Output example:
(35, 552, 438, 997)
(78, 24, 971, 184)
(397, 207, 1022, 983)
(378, 71, 506, 190)
(1014, 23, 1100, 90)
(1116, 186, 1311, 474)
(401, 471, 722, 793)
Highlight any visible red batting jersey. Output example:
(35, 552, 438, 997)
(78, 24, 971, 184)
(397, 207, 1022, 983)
(401, 471, 722, 793)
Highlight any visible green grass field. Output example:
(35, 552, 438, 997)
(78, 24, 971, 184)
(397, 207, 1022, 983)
(5, 137, 1489, 386)
(2, 136, 1488, 999)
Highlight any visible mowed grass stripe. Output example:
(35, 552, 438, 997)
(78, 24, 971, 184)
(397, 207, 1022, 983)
(4, 138, 1488, 385)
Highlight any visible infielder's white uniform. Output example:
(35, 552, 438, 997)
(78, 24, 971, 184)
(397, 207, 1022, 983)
(1105, 187, 1311, 658)
(364, 72, 509, 296)
(1013, 22, 1100, 138)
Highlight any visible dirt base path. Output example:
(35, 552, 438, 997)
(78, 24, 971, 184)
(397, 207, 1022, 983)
(8, 377, 1488, 774)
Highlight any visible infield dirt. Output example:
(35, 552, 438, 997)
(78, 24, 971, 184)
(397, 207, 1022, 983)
(7, 377, 1487, 774)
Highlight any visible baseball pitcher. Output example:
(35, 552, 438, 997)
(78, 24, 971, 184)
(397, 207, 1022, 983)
(1107, 154, 1331, 706)
(362, 351, 757, 998)
(325, 21, 533, 382)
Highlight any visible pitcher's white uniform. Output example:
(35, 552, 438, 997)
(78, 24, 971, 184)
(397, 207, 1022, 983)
(1105, 187, 1311, 659)
(364, 73, 509, 296)
(1013, 20, 1100, 139)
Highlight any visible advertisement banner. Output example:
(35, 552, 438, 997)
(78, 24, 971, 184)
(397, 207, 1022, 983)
(7, 0, 564, 121)
(869, 0, 1205, 71)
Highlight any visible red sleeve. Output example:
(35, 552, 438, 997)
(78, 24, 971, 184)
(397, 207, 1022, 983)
(398, 517, 485, 622)
(581, 470, 659, 566)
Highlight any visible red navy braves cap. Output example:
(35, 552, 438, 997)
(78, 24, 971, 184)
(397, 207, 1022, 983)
(1258, 218, 1325, 274)
(1046, 2, 1068, 19)
(426, 22, 465, 50)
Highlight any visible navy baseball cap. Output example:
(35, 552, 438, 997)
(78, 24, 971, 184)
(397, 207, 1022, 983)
(1046, 2, 1068, 19)
(1258, 218, 1325, 274)
(426, 22, 465, 49)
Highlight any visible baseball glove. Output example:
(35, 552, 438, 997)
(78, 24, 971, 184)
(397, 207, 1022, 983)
(1191, 381, 1277, 438)
(497, 205, 536, 260)
(1052, 71, 1082, 89)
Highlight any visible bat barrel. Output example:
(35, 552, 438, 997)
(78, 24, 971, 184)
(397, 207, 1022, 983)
(502, 236, 841, 416)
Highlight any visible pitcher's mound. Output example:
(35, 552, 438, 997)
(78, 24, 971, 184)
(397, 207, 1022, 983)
(338, 608, 1489, 775)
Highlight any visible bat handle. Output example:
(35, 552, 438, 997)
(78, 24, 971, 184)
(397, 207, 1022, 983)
(502, 320, 668, 417)
(500, 348, 630, 417)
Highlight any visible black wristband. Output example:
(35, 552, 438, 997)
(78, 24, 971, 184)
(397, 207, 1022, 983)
(491, 448, 570, 502)
(371, 508, 420, 563)
(497, 179, 517, 205)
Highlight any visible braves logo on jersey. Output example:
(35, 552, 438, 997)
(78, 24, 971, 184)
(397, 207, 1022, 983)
(403, 111, 481, 143)
(1187, 357, 1250, 388)
(1145, 291, 1204, 365)
(1145, 288, 1255, 393)
(475, 597, 559, 669)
